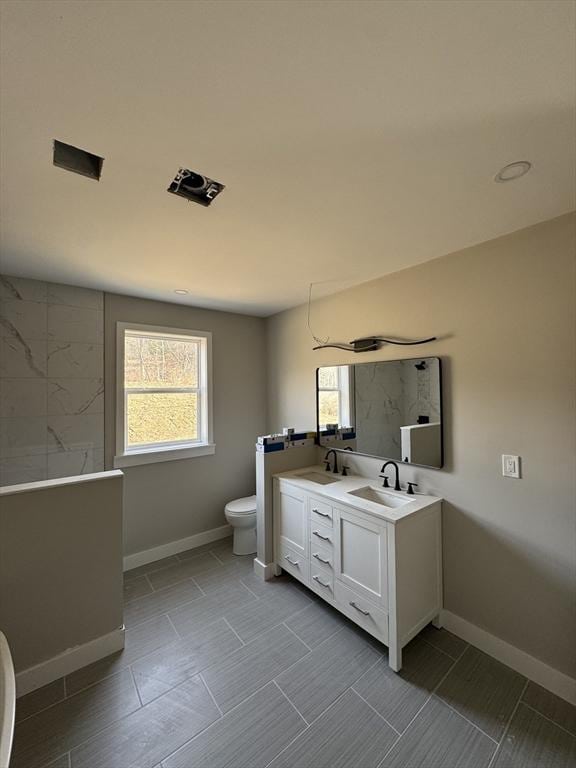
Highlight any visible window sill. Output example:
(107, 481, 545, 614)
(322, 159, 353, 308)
(114, 443, 216, 468)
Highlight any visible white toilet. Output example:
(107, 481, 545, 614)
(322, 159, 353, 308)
(224, 495, 257, 555)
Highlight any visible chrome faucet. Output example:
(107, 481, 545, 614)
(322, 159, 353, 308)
(380, 460, 401, 491)
(323, 449, 339, 474)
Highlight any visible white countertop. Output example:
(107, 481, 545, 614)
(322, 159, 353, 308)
(273, 465, 442, 523)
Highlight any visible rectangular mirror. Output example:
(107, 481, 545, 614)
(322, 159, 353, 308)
(316, 356, 443, 468)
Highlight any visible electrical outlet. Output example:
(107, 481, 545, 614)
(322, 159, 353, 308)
(502, 454, 521, 478)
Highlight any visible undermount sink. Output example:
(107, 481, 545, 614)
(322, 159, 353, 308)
(347, 486, 411, 508)
(296, 471, 340, 485)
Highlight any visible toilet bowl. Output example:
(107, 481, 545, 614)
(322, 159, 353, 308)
(224, 495, 257, 555)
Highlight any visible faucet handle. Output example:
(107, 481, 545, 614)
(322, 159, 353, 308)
(323, 459, 331, 472)
(406, 482, 418, 495)
(341, 465, 349, 477)
(379, 474, 390, 488)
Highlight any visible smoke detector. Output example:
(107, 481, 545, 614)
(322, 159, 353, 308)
(167, 168, 225, 206)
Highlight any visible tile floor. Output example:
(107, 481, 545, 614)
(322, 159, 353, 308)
(12, 537, 576, 768)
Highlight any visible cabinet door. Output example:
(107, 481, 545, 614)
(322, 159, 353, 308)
(274, 482, 307, 557)
(335, 506, 388, 609)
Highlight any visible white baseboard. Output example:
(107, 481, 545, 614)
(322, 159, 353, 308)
(442, 610, 576, 706)
(253, 559, 281, 581)
(16, 627, 125, 697)
(123, 524, 232, 572)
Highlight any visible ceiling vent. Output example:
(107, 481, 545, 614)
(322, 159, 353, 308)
(167, 168, 225, 206)
(53, 140, 104, 180)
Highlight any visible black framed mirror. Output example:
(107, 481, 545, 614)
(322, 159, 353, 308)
(315, 356, 443, 468)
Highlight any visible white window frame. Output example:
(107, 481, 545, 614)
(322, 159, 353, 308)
(318, 365, 353, 428)
(114, 322, 214, 467)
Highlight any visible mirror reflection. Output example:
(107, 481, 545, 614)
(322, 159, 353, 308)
(316, 357, 443, 468)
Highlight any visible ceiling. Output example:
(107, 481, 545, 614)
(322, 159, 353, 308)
(1, 0, 574, 316)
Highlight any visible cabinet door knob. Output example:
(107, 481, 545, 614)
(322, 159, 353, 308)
(313, 575, 330, 588)
(312, 530, 330, 541)
(349, 601, 370, 616)
(284, 555, 299, 566)
(313, 553, 330, 564)
(313, 509, 330, 518)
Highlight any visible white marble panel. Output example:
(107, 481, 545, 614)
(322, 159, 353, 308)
(47, 283, 104, 310)
(47, 304, 103, 343)
(47, 342, 103, 378)
(0, 337, 47, 378)
(46, 413, 104, 453)
(0, 276, 47, 302)
(47, 378, 104, 415)
(0, 378, 47, 417)
(47, 447, 104, 479)
(0, 299, 47, 340)
(0, 417, 47, 458)
(0, 455, 47, 486)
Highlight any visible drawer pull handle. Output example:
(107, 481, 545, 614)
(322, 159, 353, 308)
(312, 530, 330, 541)
(313, 553, 330, 564)
(284, 555, 299, 566)
(313, 509, 331, 518)
(313, 576, 330, 588)
(349, 601, 370, 616)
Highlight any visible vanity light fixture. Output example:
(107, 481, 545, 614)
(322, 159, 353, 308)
(174, 289, 189, 295)
(494, 161, 532, 183)
(313, 336, 437, 353)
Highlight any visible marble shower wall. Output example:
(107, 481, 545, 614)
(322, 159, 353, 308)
(0, 275, 104, 486)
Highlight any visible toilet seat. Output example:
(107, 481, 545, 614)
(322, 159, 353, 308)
(225, 495, 256, 515)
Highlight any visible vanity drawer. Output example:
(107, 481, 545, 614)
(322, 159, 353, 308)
(335, 581, 388, 644)
(278, 543, 309, 586)
(309, 497, 333, 527)
(310, 522, 335, 551)
(310, 543, 334, 571)
(310, 561, 335, 601)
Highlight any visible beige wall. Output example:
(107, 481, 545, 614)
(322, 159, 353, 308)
(266, 212, 576, 677)
(104, 293, 267, 556)
(0, 472, 123, 673)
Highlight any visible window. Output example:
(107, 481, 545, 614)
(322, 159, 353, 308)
(115, 323, 214, 467)
(317, 366, 352, 428)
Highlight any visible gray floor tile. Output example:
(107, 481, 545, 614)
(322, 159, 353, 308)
(124, 578, 203, 628)
(147, 552, 222, 590)
(436, 645, 526, 740)
(123, 574, 153, 603)
(168, 584, 257, 637)
(285, 600, 349, 648)
(211, 544, 254, 566)
(522, 682, 576, 737)
(202, 624, 309, 713)
(42, 755, 70, 768)
(420, 623, 468, 659)
(276, 626, 380, 723)
(381, 695, 496, 768)
(132, 618, 243, 704)
(11, 670, 141, 768)
(353, 636, 455, 732)
(177, 537, 233, 560)
(124, 556, 180, 582)
(224, 589, 311, 643)
(192, 561, 251, 594)
(492, 702, 576, 768)
(70, 676, 220, 768)
(16, 678, 65, 723)
(268, 688, 397, 768)
(66, 615, 178, 695)
(239, 572, 307, 599)
(163, 682, 306, 768)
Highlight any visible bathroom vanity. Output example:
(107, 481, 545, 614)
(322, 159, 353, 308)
(273, 466, 442, 671)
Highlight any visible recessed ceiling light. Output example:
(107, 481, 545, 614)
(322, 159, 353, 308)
(174, 289, 189, 295)
(494, 161, 532, 183)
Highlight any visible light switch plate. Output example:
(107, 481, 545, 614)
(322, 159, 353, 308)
(502, 454, 521, 478)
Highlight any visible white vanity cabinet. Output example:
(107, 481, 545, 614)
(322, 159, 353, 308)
(273, 475, 442, 671)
